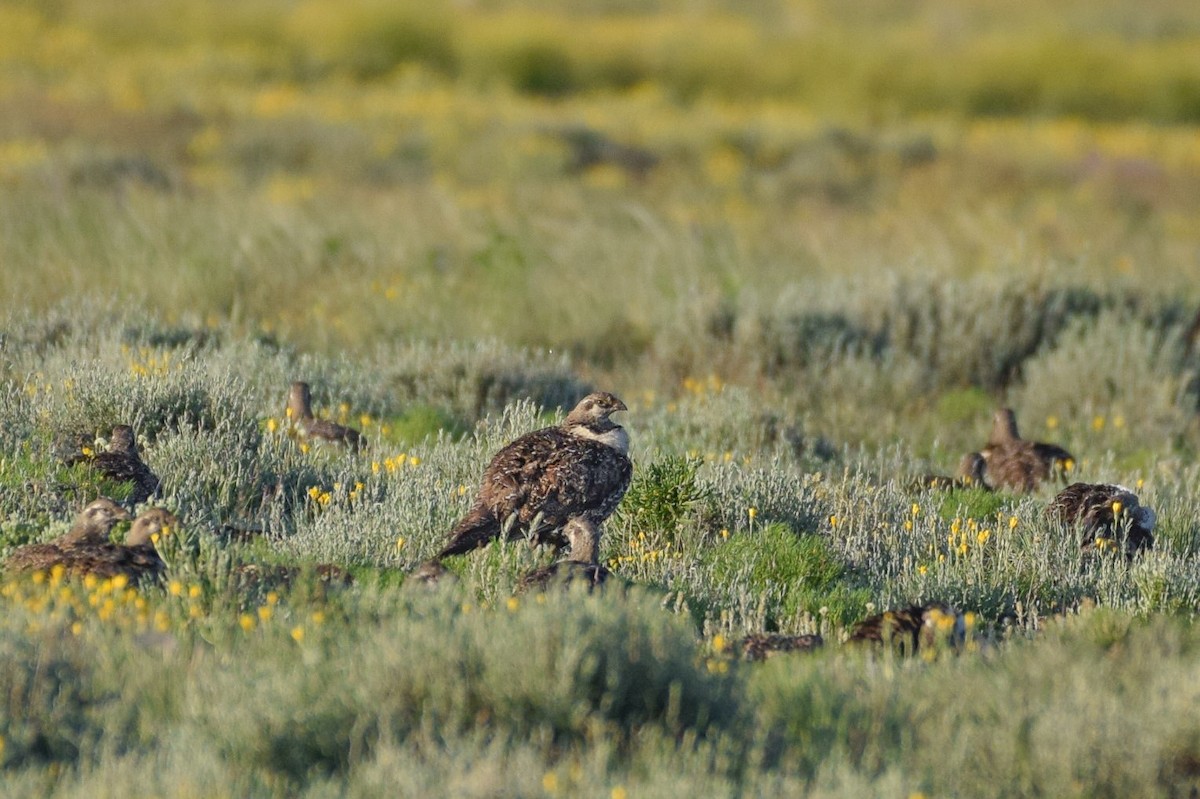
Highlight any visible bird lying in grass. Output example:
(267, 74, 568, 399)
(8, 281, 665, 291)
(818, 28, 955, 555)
(738, 633, 826, 661)
(846, 602, 966, 656)
(287, 381, 366, 449)
(982, 408, 1075, 493)
(912, 451, 990, 491)
(57, 425, 162, 507)
(1046, 482, 1155, 558)
(4, 498, 131, 573)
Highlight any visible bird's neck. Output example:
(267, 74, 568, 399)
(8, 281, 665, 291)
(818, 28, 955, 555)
(565, 519, 600, 564)
(566, 421, 629, 455)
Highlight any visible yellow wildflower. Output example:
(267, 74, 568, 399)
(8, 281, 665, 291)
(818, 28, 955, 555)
(291, 626, 304, 643)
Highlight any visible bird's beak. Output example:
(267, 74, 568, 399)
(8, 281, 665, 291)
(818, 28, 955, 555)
(614, 398, 628, 412)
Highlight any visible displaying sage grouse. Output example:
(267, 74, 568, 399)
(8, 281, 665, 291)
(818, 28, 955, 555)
(4, 498, 131, 573)
(981, 408, 1075, 493)
(65, 507, 176, 584)
(433, 392, 632, 563)
(286, 381, 365, 449)
(739, 633, 825, 661)
(913, 452, 990, 491)
(69, 425, 162, 506)
(846, 602, 966, 655)
(1046, 482, 1155, 558)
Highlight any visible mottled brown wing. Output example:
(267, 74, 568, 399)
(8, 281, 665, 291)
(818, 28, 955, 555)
(4, 543, 65, 573)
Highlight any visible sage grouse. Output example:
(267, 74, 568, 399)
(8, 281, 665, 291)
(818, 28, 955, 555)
(514, 518, 614, 593)
(981, 408, 1075, 493)
(433, 392, 632, 564)
(913, 452, 990, 491)
(846, 602, 966, 655)
(72, 425, 162, 506)
(739, 633, 826, 661)
(64, 507, 176, 584)
(1046, 482, 1155, 558)
(286, 381, 365, 449)
(4, 498, 132, 573)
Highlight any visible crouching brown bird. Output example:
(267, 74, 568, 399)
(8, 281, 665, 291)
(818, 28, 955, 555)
(912, 452, 990, 491)
(846, 602, 966, 655)
(514, 517, 617, 593)
(287, 381, 365, 449)
(981, 408, 1075, 493)
(4, 498, 131, 573)
(738, 633, 826, 661)
(1047, 482, 1155, 558)
(430, 392, 632, 568)
(66, 507, 176, 584)
(64, 425, 162, 507)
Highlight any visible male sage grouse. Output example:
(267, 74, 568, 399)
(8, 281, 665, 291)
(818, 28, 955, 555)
(1046, 482, 1155, 558)
(430, 392, 632, 566)
(4, 498, 131, 573)
(286, 381, 365, 449)
(981, 408, 1075, 493)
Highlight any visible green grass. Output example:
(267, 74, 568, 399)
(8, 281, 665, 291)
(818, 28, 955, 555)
(2, 0, 1200, 794)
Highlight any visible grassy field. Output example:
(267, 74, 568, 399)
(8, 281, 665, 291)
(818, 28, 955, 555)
(2, 0, 1200, 795)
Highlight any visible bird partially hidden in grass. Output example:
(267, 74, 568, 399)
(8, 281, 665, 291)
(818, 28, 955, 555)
(1046, 482, 1155, 558)
(425, 392, 632, 573)
(233, 562, 354, 592)
(4, 498, 131, 573)
(845, 602, 966, 656)
(287, 381, 365, 449)
(980, 408, 1075, 493)
(912, 452, 990, 491)
(514, 518, 616, 594)
(738, 633, 826, 661)
(61, 425, 162, 507)
(64, 507, 176, 584)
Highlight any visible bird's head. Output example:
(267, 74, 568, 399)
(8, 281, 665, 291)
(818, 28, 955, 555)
(957, 452, 988, 486)
(127, 508, 179, 547)
(565, 392, 628, 430)
(287, 381, 313, 420)
(78, 498, 133, 533)
(991, 408, 1020, 442)
(109, 425, 137, 454)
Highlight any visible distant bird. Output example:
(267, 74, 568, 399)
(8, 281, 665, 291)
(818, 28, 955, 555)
(981, 408, 1075, 493)
(846, 602, 965, 655)
(739, 633, 825, 661)
(83, 425, 162, 507)
(514, 517, 615, 593)
(432, 392, 632, 563)
(67, 507, 176, 584)
(286, 382, 365, 449)
(1046, 482, 1155, 557)
(4, 498, 131, 573)
(233, 562, 354, 593)
(912, 452, 990, 491)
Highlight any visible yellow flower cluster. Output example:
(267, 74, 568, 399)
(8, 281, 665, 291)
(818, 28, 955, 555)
(306, 481, 367, 510)
(123, 345, 175, 379)
(371, 454, 420, 474)
(608, 531, 685, 569)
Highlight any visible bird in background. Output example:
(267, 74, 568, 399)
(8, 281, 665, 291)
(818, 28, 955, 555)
(286, 381, 366, 449)
(738, 633, 826, 661)
(4, 498, 132, 573)
(58, 425, 162, 507)
(427, 392, 632, 569)
(981, 408, 1075, 492)
(514, 517, 615, 593)
(1047, 482, 1155, 558)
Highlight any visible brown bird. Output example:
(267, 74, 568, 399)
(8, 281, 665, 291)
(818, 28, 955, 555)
(981, 408, 1075, 493)
(1046, 482, 1155, 557)
(87, 425, 162, 506)
(65, 507, 176, 584)
(514, 518, 615, 593)
(286, 382, 365, 449)
(912, 452, 990, 491)
(233, 562, 354, 592)
(433, 392, 632, 563)
(4, 498, 132, 573)
(846, 602, 965, 655)
(738, 633, 825, 661)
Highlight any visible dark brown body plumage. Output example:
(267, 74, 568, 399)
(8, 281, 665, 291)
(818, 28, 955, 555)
(846, 602, 965, 655)
(69, 426, 162, 506)
(4, 498, 131, 573)
(1047, 482, 1155, 557)
(515, 560, 612, 594)
(60, 507, 175, 584)
(435, 392, 632, 563)
(287, 382, 365, 449)
(739, 633, 825, 661)
(981, 409, 1074, 493)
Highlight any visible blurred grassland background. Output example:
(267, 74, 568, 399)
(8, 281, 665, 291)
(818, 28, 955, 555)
(3, 0, 1200, 796)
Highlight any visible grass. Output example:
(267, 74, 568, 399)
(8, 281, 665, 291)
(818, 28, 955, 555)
(1, 0, 1200, 794)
